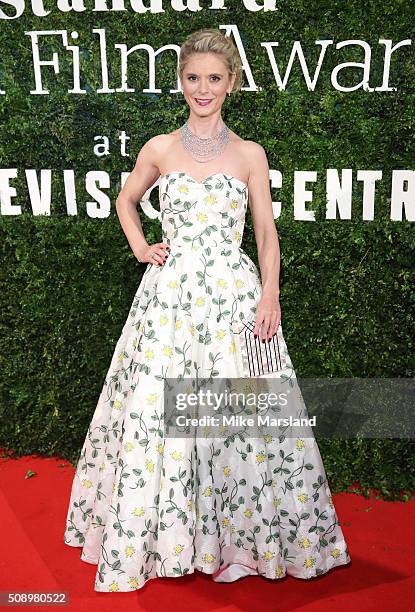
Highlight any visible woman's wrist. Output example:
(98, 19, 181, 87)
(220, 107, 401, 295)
(133, 241, 149, 262)
(261, 287, 280, 299)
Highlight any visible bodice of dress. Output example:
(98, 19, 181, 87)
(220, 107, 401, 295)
(159, 172, 248, 253)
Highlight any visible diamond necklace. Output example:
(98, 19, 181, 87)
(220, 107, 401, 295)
(180, 120, 230, 163)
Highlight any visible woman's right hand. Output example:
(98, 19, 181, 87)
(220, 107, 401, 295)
(135, 242, 171, 266)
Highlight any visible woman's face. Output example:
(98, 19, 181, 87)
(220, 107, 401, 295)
(180, 52, 235, 116)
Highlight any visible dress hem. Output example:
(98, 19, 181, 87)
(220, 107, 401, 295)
(64, 538, 351, 592)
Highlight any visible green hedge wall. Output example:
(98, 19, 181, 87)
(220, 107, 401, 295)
(0, 1, 414, 500)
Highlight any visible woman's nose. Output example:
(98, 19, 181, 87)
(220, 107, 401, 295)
(198, 79, 209, 93)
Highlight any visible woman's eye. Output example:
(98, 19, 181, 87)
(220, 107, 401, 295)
(187, 76, 221, 81)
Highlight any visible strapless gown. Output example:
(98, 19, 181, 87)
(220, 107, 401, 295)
(63, 171, 351, 592)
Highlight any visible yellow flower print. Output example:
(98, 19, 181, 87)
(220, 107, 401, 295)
(223, 466, 231, 477)
(178, 184, 189, 194)
(117, 351, 126, 363)
(189, 323, 196, 337)
(144, 348, 154, 361)
(296, 439, 305, 450)
(256, 451, 266, 464)
(244, 508, 253, 518)
(156, 443, 164, 455)
(202, 553, 216, 564)
(235, 279, 244, 289)
(298, 537, 311, 549)
(297, 493, 309, 503)
(230, 199, 238, 209)
(99, 462, 106, 471)
(273, 497, 281, 509)
(204, 194, 217, 206)
(125, 545, 135, 558)
(203, 486, 212, 497)
(109, 581, 119, 592)
(168, 280, 178, 289)
(217, 278, 227, 289)
(145, 459, 154, 473)
(173, 544, 185, 555)
(112, 481, 116, 493)
(128, 577, 140, 588)
(330, 548, 341, 558)
(262, 551, 275, 562)
(276, 564, 284, 578)
(160, 314, 168, 326)
(229, 341, 237, 354)
(263, 434, 273, 444)
(147, 393, 158, 405)
(162, 345, 173, 357)
(195, 297, 205, 307)
(216, 329, 226, 339)
(197, 212, 208, 223)
(81, 479, 92, 488)
(123, 441, 134, 452)
(304, 557, 316, 569)
(187, 499, 193, 511)
(132, 507, 145, 517)
(222, 517, 230, 527)
(114, 399, 123, 410)
(170, 450, 184, 461)
(231, 525, 236, 534)
(175, 319, 183, 329)
(235, 231, 241, 241)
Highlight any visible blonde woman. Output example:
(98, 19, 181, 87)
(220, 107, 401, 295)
(64, 28, 351, 591)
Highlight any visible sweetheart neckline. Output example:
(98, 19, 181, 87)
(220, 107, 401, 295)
(159, 171, 248, 191)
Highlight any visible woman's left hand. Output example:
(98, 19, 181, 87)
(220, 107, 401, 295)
(253, 294, 281, 341)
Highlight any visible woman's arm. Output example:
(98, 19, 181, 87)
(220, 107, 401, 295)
(245, 141, 281, 340)
(115, 136, 170, 266)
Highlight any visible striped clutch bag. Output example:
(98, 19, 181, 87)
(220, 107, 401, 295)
(234, 316, 284, 377)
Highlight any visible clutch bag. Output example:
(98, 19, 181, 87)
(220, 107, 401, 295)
(234, 316, 284, 377)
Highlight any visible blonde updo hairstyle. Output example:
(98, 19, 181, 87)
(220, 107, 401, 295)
(178, 28, 243, 94)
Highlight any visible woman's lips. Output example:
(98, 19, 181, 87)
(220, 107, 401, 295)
(195, 98, 213, 106)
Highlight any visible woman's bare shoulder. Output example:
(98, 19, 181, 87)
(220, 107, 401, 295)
(156, 128, 181, 143)
(229, 133, 265, 156)
(240, 137, 266, 154)
(139, 132, 179, 169)
(229, 137, 267, 177)
(144, 131, 178, 150)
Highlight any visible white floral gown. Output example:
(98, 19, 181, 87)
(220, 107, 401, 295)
(63, 171, 351, 592)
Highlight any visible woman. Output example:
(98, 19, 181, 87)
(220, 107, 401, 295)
(64, 28, 351, 591)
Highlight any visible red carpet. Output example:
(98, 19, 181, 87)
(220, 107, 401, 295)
(0, 453, 413, 611)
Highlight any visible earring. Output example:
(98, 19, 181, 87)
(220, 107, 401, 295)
(227, 91, 231, 97)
